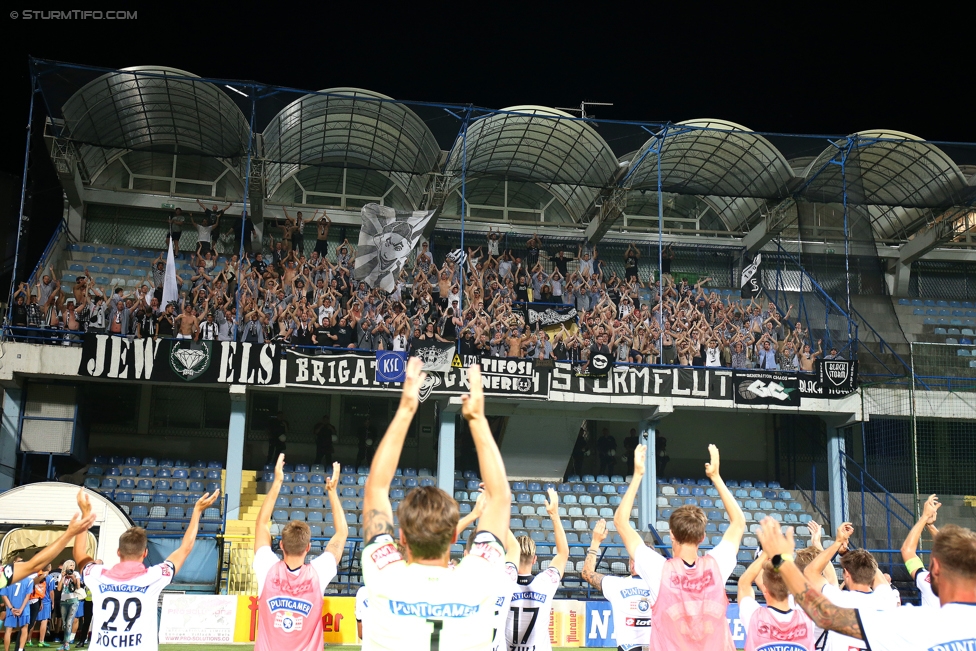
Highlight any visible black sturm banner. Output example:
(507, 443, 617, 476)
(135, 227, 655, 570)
(818, 359, 858, 397)
(77, 334, 281, 385)
(286, 352, 550, 402)
(732, 370, 801, 406)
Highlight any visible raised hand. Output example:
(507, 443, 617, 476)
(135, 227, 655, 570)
(273, 453, 285, 484)
(808, 520, 823, 547)
(461, 364, 484, 421)
(66, 511, 97, 538)
(922, 494, 941, 524)
(194, 489, 221, 513)
(835, 522, 854, 545)
(325, 461, 341, 492)
(544, 487, 559, 517)
(592, 518, 608, 545)
(400, 356, 426, 413)
(77, 488, 92, 520)
(704, 444, 721, 479)
(632, 444, 647, 476)
(756, 516, 795, 558)
(472, 486, 488, 518)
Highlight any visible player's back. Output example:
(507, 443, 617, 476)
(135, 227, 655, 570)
(363, 533, 505, 651)
(820, 583, 896, 651)
(601, 575, 652, 649)
(506, 567, 561, 651)
(84, 561, 174, 651)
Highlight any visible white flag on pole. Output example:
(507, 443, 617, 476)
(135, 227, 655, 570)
(162, 239, 180, 308)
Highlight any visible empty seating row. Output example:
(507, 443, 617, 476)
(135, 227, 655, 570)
(91, 457, 222, 469)
(921, 318, 976, 327)
(564, 475, 629, 484)
(88, 467, 221, 480)
(84, 477, 220, 493)
(899, 298, 976, 309)
(658, 477, 782, 489)
(911, 308, 976, 317)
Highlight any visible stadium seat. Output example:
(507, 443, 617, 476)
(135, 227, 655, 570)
(84, 477, 101, 489)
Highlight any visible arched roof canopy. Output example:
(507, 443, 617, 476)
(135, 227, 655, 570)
(61, 66, 250, 181)
(799, 130, 971, 208)
(623, 119, 795, 232)
(262, 88, 441, 210)
(445, 106, 620, 223)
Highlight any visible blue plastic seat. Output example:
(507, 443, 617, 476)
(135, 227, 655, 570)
(172, 480, 188, 491)
(166, 506, 185, 518)
(292, 485, 307, 495)
(189, 469, 205, 479)
(84, 477, 101, 489)
(154, 480, 170, 491)
(291, 497, 306, 508)
(106, 257, 120, 265)
(119, 478, 135, 490)
(136, 479, 153, 490)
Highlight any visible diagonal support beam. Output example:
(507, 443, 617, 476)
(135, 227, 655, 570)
(741, 197, 797, 254)
(898, 204, 976, 266)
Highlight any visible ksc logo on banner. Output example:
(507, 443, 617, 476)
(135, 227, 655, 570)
(375, 351, 407, 383)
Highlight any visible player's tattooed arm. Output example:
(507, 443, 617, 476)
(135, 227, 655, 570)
(361, 510, 394, 541)
(792, 581, 864, 640)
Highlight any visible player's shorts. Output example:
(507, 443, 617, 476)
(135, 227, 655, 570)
(4, 609, 30, 628)
(38, 601, 52, 621)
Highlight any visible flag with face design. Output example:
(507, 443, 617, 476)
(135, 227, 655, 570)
(353, 203, 434, 292)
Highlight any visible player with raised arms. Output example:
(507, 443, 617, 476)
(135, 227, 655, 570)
(756, 516, 976, 650)
(581, 518, 652, 651)
(505, 487, 568, 651)
(737, 551, 815, 651)
(252, 455, 347, 651)
(900, 493, 941, 608)
(73, 488, 219, 651)
(0, 513, 96, 591)
(798, 521, 896, 651)
(360, 359, 511, 651)
(615, 444, 745, 651)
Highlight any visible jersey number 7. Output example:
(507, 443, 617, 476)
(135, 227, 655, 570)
(510, 606, 540, 645)
(426, 618, 443, 651)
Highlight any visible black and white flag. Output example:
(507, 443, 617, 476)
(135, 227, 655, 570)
(740, 253, 762, 299)
(446, 248, 467, 269)
(817, 359, 857, 397)
(410, 340, 456, 373)
(353, 203, 435, 292)
(526, 305, 578, 328)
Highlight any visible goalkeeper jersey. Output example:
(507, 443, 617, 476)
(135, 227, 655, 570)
(362, 531, 506, 651)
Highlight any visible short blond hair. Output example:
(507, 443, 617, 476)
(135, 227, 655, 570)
(517, 535, 536, 565)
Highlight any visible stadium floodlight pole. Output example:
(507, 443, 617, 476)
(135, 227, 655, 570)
(839, 136, 856, 348)
(233, 83, 259, 340)
(6, 72, 38, 335)
(458, 106, 472, 316)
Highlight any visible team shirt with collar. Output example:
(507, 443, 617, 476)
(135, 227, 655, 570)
(912, 568, 941, 608)
(251, 545, 337, 598)
(738, 597, 815, 651)
(818, 582, 897, 651)
(601, 574, 653, 650)
(856, 602, 976, 650)
(361, 531, 506, 651)
(82, 560, 175, 651)
(506, 566, 562, 651)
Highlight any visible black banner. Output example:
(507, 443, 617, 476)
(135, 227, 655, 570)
(818, 359, 857, 397)
(286, 352, 549, 401)
(731, 370, 801, 406)
(550, 364, 733, 400)
(77, 334, 281, 385)
(740, 253, 762, 299)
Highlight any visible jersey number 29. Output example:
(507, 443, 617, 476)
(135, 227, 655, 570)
(102, 597, 142, 632)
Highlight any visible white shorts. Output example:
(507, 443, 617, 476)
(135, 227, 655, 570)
(176, 333, 192, 339)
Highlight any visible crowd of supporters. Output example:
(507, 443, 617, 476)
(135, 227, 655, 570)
(9, 211, 844, 369)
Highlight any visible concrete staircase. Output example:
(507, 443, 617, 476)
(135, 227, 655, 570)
(849, 295, 912, 378)
(221, 470, 262, 594)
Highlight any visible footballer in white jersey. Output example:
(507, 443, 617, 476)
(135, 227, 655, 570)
(355, 585, 368, 641)
(506, 489, 569, 651)
(72, 488, 219, 651)
(359, 362, 514, 651)
(83, 561, 174, 650)
(581, 520, 651, 651)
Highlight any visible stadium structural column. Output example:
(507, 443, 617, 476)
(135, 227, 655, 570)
(0, 386, 24, 492)
(225, 384, 247, 520)
(436, 402, 457, 496)
(638, 419, 656, 532)
(826, 426, 849, 530)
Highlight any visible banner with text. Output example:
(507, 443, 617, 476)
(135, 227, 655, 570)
(232, 595, 355, 645)
(551, 363, 733, 401)
(732, 370, 801, 406)
(286, 351, 550, 401)
(159, 594, 238, 645)
(817, 359, 858, 397)
(77, 334, 281, 385)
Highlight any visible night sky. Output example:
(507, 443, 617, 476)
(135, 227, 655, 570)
(1, 3, 972, 257)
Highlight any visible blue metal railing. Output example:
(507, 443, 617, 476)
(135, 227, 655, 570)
(843, 453, 915, 553)
(26, 220, 70, 288)
(848, 302, 913, 378)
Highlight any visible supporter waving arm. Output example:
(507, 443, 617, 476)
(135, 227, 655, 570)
(362, 357, 425, 541)
(546, 488, 569, 577)
(463, 365, 511, 540)
(614, 444, 646, 557)
(324, 462, 349, 564)
(707, 444, 745, 547)
(254, 453, 285, 552)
